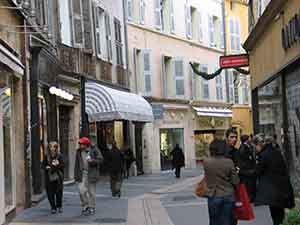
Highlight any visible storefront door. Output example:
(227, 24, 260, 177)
(59, 106, 71, 179)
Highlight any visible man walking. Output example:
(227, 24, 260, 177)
(170, 144, 185, 178)
(107, 140, 124, 197)
(74, 137, 103, 215)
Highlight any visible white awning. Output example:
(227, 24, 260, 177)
(193, 107, 232, 118)
(85, 81, 154, 122)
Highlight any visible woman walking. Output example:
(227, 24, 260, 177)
(253, 134, 295, 225)
(203, 139, 240, 225)
(42, 141, 65, 214)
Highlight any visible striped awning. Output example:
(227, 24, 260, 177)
(0, 88, 11, 124)
(193, 107, 232, 118)
(85, 82, 154, 122)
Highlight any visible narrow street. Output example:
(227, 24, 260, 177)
(11, 169, 272, 225)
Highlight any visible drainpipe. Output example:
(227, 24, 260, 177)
(122, 0, 130, 89)
(221, 0, 230, 103)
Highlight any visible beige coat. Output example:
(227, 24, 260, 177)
(203, 157, 240, 197)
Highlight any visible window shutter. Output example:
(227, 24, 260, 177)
(143, 50, 151, 94)
(186, 4, 192, 39)
(140, 0, 145, 24)
(201, 65, 209, 99)
(173, 59, 184, 97)
(220, 18, 224, 49)
(72, 0, 84, 47)
(229, 18, 235, 51)
(105, 14, 112, 61)
(127, 0, 133, 21)
(93, 6, 102, 58)
(154, 0, 162, 29)
(114, 19, 123, 65)
(236, 20, 240, 51)
(208, 15, 214, 46)
(170, 0, 175, 33)
(82, 0, 92, 49)
(198, 10, 203, 41)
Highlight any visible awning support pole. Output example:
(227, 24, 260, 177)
(80, 76, 89, 137)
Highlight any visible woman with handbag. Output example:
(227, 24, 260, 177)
(202, 139, 240, 225)
(42, 141, 65, 214)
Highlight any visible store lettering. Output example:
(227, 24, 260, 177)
(282, 14, 300, 50)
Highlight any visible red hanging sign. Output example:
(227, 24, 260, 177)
(220, 54, 249, 69)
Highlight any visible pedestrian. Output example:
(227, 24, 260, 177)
(203, 139, 240, 225)
(170, 144, 185, 178)
(74, 137, 103, 215)
(42, 141, 64, 214)
(253, 134, 295, 225)
(123, 144, 135, 179)
(225, 127, 239, 225)
(238, 135, 256, 202)
(107, 140, 124, 197)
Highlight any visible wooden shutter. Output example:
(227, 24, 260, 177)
(198, 10, 203, 41)
(201, 65, 209, 99)
(72, 0, 84, 47)
(105, 14, 112, 61)
(82, 0, 92, 49)
(208, 15, 214, 46)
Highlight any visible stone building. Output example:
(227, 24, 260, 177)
(126, 0, 233, 173)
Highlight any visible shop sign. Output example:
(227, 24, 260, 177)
(282, 14, 300, 50)
(152, 104, 164, 120)
(219, 54, 249, 69)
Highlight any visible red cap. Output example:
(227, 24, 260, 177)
(79, 137, 90, 145)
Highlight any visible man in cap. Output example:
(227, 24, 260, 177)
(74, 137, 103, 215)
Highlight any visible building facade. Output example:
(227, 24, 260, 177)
(127, 0, 233, 173)
(224, 0, 252, 141)
(244, 0, 300, 193)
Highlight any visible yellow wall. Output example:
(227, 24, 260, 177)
(249, 0, 300, 89)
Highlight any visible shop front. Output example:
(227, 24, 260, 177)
(244, 0, 300, 193)
(84, 81, 153, 175)
(192, 107, 232, 165)
(0, 40, 25, 224)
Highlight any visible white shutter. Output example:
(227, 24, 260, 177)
(105, 14, 112, 61)
(229, 18, 235, 51)
(93, 6, 102, 58)
(220, 18, 225, 49)
(72, 0, 84, 47)
(201, 65, 209, 99)
(154, 0, 162, 29)
(236, 20, 241, 51)
(170, 0, 175, 33)
(198, 10, 203, 42)
(140, 0, 145, 24)
(186, 4, 192, 39)
(127, 0, 133, 21)
(173, 59, 184, 97)
(208, 15, 214, 46)
(143, 50, 151, 95)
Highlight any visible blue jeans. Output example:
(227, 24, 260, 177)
(207, 196, 235, 225)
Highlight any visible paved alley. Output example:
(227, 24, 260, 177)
(11, 169, 273, 225)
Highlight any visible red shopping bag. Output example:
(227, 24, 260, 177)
(234, 183, 255, 221)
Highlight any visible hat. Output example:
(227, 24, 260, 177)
(79, 137, 90, 145)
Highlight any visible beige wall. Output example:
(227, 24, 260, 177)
(249, 0, 300, 89)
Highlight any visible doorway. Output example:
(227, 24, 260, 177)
(59, 106, 71, 179)
(135, 123, 143, 175)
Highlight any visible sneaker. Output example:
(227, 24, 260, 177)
(58, 208, 63, 213)
(81, 207, 89, 216)
(51, 209, 57, 214)
(89, 208, 96, 215)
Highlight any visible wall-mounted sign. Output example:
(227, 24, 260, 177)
(49, 86, 74, 101)
(219, 54, 249, 69)
(152, 104, 164, 120)
(282, 14, 300, 50)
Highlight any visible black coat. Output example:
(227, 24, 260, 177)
(255, 144, 295, 209)
(42, 154, 64, 186)
(170, 147, 185, 168)
(107, 147, 124, 174)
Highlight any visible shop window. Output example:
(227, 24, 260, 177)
(160, 128, 184, 171)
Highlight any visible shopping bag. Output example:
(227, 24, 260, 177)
(195, 176, 207, 197)
(234, 183, 255, 220)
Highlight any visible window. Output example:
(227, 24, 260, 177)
(170, 0, 175, 33)
(201, 65, 209, 99)
(241, 78, 249, 104)
(215, 74, 223, 101)
(105, 14, 112, 61)
(143, 50, 151, 94)
(59, 0, 72, 46)
(140, 0, 145, 24)
(173, 59, 184, 97)
(47, 0, 53, 37)
(72, 0, 84, 47)
(220, 18, 225, 49)
(114, 19, 123, 65)
(192, 63, 201, 99)
(163, 55, 172, 97)
(198, 11, 203, 42)
(154, 0, 162, 29)
(94, 6, 104, 58)
(35, 0, 47, 26)
(230, 18, 240, 52)
(208, 15, 214, 46)
(127, 0, 133, 21)
(185, 4, 192, 39)
(228, 70, 235, 103)
(234, 72, 239, 104)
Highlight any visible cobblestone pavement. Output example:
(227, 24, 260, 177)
(11, 169, 273, 225)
